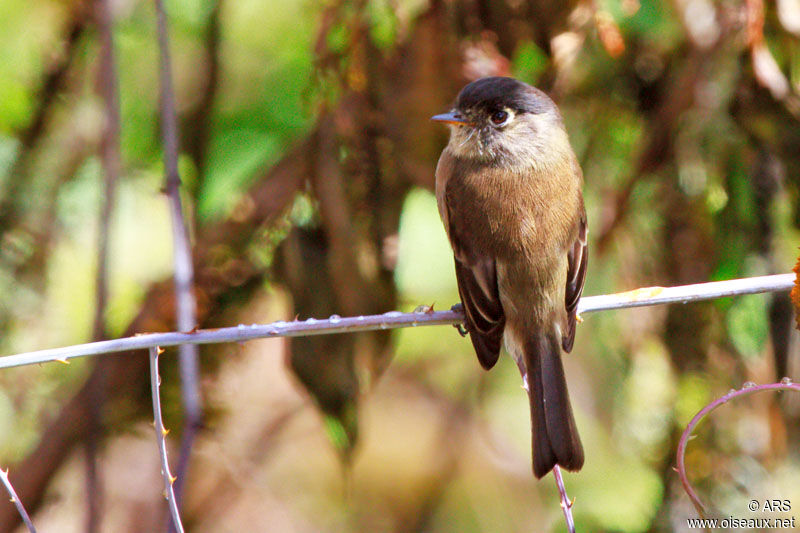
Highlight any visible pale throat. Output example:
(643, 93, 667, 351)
(446, 122, 571, 173)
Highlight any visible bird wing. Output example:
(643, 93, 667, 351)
(443, 187, 505, 370)
(562, 213, 588, 353)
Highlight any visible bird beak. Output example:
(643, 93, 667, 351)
(431, 112, 472, 126)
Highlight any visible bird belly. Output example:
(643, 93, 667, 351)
(499, 257, 567, 380)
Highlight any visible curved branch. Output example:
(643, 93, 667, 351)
(676, 380, 800, 517)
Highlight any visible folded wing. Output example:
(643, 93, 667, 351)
(562, 214, 588, 353)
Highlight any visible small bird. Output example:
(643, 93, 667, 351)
(432, 77, 587, 478)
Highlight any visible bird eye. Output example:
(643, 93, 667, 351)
(490, 110, 510, 126)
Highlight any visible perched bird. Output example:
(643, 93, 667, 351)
(432, 77, 587, 478)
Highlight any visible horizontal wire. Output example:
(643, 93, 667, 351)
(0, 273, 793, 370)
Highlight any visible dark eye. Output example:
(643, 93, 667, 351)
(490, 110, 509, 125)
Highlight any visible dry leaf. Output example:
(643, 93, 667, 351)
(790, 251, 800, 330)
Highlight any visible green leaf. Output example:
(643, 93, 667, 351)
(726, 294, 768, 359)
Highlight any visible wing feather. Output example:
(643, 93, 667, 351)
(444, 190, 505, 370)
(453, 257, 504, 368)
(562, 214, 588, 353)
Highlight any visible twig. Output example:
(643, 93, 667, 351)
(552, 465, 575, 533)
(93, 0, 121, 343)
(576, 273, 793, 312)
(0, 469, 37, 533)
(0, 273, 792, 369)
(676, 379, 800, 518)
(86, 0, 122, 528)
(153, 0, 203, 510)
(148, 347, 185, 533)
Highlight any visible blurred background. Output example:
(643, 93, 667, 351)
(1, 0, 800, 531)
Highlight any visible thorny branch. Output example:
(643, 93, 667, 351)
(552, 465, 575, 533)
(0, 470, 36, 533)
(148, 347, 185, 533)
(676, 380, 800, 518)
(0, 273, 793, 369)
(153, 0, 202, 513)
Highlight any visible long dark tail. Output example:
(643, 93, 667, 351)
(526, 331, 584, 478)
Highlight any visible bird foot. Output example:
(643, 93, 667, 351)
(450, 304, 469, 336)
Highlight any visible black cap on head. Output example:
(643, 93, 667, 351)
(455, 77, 555, 115)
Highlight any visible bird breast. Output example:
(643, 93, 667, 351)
(437, 150, 578, 263)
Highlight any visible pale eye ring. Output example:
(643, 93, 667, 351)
(490, 109, 511, 126)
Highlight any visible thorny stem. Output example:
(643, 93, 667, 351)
(676, 380, 800, 518)
(0, 469, 37, 533)
(149, 347, 185, 533)
(0, 273, 793, 369)
(552, 465, 575, 533)
(153, 0, 202, 513)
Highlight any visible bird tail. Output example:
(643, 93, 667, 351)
(525, 330, 584, 478)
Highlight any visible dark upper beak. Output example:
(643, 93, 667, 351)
(431, 112, 472, 126)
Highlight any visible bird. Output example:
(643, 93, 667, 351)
(432, 76, 588, 478)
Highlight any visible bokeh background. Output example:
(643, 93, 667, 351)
(1, 0, 800, 531)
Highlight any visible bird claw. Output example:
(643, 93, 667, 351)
(450, 304, 469, 336)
